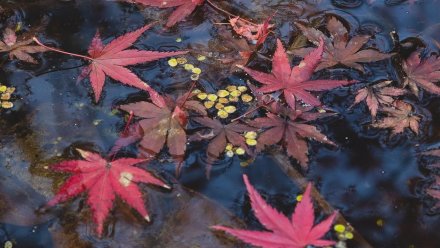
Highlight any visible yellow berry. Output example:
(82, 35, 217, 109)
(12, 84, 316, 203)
(344, 232, 354, 240)
(192, 67, 202, 74)
(176, 57, 187, 64)
(334, 224, 346, 233)
(168, 58, 178, 67)
(0, 85, 6, 92)
(225, 143, 233, 151)
(176, 37, 182, 42)
(240, 161, 249, 167)
(246, 138, 257, 146)
(207, 94, 218, 101)
(192, 89, 201, 94)
(217, 109, 229, 119)
(318, 108, 327, 113)
(230, 90, 241, 97)
(191, 74, 200, 81)
(1, 101, 13, 108)
(235, 147, 245, 155)
(217, 90, 229, 97)
(197, 55, 206, 61)
(204, 101, 215, 109)
(197, 92, 207, 100)
(241, 94, 253, 103)
(229, 96, 239, 102)
(224, 105, 237, 113)
(6, 87, 15, 94)
(226, 150, 234, 157)
(218, 97, 229, 104)
(296, 194, 303, 202)
(238, 86, 247, 92)
(184, 64, 194, 70)
(376, 219, 384, 227)
(244, 131, 257, 139)
(215, 103, 225, 109)
(1, 93, 11, 100)
(226, 85, 237, 92)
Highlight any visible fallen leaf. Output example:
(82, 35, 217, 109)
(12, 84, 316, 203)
(352, 80, 407, 118)
(241, 38, 355, 110)
(250, 104, 335, 168)
(45, 149, 169, 236)
(0, 28, 48, 64)
(129, 0, 204, 27)
(229, 16, 273, 45)
(212, 175, 337, 248)
(402, 50, 440, 96)
(372, 100, 421, 135)
(293, 17, 392, 72)
(34, 24, 187, 104)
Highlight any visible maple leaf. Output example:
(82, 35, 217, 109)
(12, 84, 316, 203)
(372, 100, 421, 135)
(293, 17, 392, 72)
(250, 104, 335, 168)
(119, 92, 205, 160)
(46, 149, 169, 236)
(229, 16, 273, 45)
(129, 0, 204, 27)
(420, 149, 440, 208)
(0, 28, 48, 64)
(191, 117, 254, 159)
(352, 80, 407, 118)
(212, 175, 337, 248)
(241, 38, 355, 110)
(402, 50, 440, 96)
(34, 24, 187, 104)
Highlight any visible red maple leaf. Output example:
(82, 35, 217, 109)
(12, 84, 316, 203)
(119, 91, 205, 160)
(229, 16, 273, 45)
(46, 149, 169, 236)
(240, 38, 355, 110)
(402, 50, 440, 96)
(33, 23, 187, 104)
(212, 175, 337, 248)
(250, 104, 335, 168)
(372, 100, 421, 135)
(129, 0, 204, 27)
(352, 80, 407, 118)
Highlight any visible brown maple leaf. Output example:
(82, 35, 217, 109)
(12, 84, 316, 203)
(402, 50, 440, 96)
(229, 16, 273, 45)
(352, 80, 407, 118)
(0, 27, 48, 64)
(372, 100, 420, 135)
(292, 17, 392, 72)
(250, 103, 335, 168)
(191, 117, 255, 159)
(119, 91, 205, 160)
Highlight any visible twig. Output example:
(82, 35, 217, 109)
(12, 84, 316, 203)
(272, 152, 373, 248)
(205, 0, 258, 26)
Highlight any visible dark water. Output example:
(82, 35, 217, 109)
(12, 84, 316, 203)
(0, 0, 439, 247)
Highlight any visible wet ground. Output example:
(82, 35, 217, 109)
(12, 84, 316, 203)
(0, 0, 439, 247)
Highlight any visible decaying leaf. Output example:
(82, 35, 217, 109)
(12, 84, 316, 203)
(352, 80, 407, 118)
(0, 28, 48, 64)
(402, 50, 440, 96)
(119, 91, 205, 161)
(250, 103, 335, 168)
(372, 100, 421, 135)
(212, 175, 337, 248)
(241, 38, 355, 111)
(129, 0, 204, 27)
(293, 17, 392, 72)
(45, 149, 169, 236)
(229, 16, 273, 45)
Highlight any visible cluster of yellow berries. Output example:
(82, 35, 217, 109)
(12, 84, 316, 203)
(168, 55, 205, 81)
(0, 85, 15, 109)
(225, 143, 246, 157)
(244, 131, 258, 146)
(194, 85, 253, 119)
(334, 224, 354, 240)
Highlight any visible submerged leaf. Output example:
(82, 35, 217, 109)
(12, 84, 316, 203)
(372, 100, 421, 135)
(402, 50, 440, 96)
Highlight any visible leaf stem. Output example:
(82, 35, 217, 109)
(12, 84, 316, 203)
(205, 0, 258, 26)
(230, 99, 275, 122)
(32, 37, 94, 61)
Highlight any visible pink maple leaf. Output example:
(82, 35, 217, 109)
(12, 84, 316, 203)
(212, 175, 337, 248)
